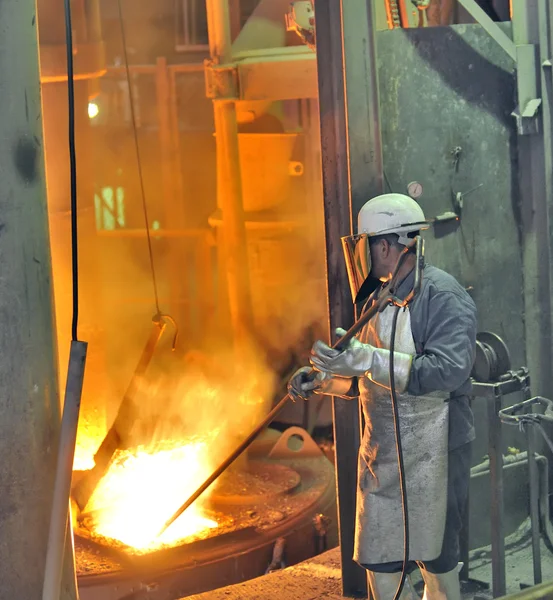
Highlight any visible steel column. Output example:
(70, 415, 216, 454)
(206, 0, 254, 350)
(526, 411, 542, 585)
(512, 0, 553, 402)
(0, 1, 69, 597)
(315, 0, 383, 595)
(487, 393, 506, 597)
(341, 0, 384, 214)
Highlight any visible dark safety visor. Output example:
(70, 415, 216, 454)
(341, 233, 373, 304)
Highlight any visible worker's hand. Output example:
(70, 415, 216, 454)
(310, 328, 374, 378)
(288, 367, 326, 401)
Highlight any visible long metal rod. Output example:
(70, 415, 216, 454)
(206, 0, 254, 349)
(488, 395, 506, 597)
(459, 397, 472, 583)
(96, 229, 212, 239)
(526, 418, 543, 585)
(42, 341, 88, 600)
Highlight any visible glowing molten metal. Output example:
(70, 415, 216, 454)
(85, 441, 218, 551)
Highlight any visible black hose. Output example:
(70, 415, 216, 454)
(539, 498, 553, 555)
(63, 0, 79, 342)
(390, 305, 409, 600)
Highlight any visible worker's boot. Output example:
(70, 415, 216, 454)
(419, 566, 461, 600)
(367, 571, 420, 599)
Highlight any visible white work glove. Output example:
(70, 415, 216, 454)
(287, 366, 328, 401)
(310, 328, 375, 378)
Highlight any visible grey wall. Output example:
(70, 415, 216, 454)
(377, 23, 524, 454)
(376, 24, 530, 543)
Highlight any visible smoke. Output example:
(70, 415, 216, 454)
(127, 337, 278, 456)
(72, 0, 330, 481)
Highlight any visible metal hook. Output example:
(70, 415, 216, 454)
(155, 313, 179, 351)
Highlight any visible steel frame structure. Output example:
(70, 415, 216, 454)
(81, 0, 553, 595)
(312, 0, 553, 596)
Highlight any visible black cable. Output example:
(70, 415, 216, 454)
(116, 0, 161, 315)
(64, 0, 79, 341)
(539, 502, 553, 555)
(390, 304, 410, 600)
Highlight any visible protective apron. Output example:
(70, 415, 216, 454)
(353, 302, 449, 565)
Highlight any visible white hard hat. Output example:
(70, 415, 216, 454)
(358, 193, 429, 245)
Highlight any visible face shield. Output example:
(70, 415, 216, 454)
(341, 233, 379, 304)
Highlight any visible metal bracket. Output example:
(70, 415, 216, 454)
(471, 367, 530, 398)
(269, 426, 323, 459)
(456, 0, 516, 61)
(204, 59, 239, 100)
(512, 99, 542, 135)
(512, 43, 542, 135)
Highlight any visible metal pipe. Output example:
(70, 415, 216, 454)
(42, 341, 88, 600)
(526, 420, 542, 585)
(107, 64, 204, 75)
(206, 0, 232, 62)
(206, 0, 254, 349)
(96, 229, 214, 239)
(487, 395, 506, 597)
(314, 0, 384, 592)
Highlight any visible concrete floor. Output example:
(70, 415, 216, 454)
(185, 538, 553, 600)
(469, 538, 553, 597)
(187, 548, 345, 600)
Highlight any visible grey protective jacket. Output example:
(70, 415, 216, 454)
(337, 263, 478, 450)
(403, 264, 477, 449)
